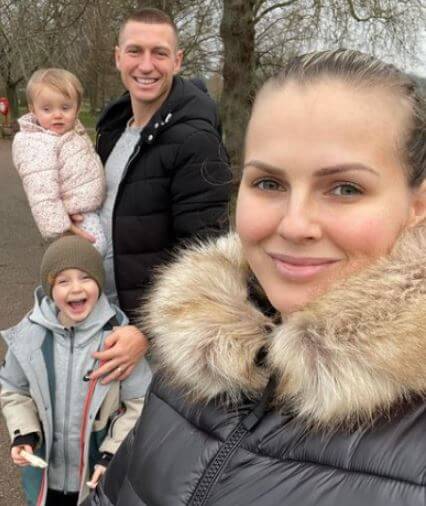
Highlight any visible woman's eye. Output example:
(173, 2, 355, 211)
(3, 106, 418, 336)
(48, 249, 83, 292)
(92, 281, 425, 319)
(255, 179, 282, 191)
(330, 183, 362, 197)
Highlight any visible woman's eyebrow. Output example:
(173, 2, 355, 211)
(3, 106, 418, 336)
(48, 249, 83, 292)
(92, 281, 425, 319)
(243, 160, 285, 176)
(315, 164, 380, 177)
(244, 160, 380, 178)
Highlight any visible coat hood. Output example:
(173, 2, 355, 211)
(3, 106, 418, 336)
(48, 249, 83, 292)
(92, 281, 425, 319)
(18, 112, 86, 136)
(142, 226, 426, 429)
(97, 76, 221, 135)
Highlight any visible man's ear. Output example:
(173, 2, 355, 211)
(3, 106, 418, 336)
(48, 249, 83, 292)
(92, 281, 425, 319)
(174, 49, 184, 75)
(115, 46, 121, 71)
(408, 180, 426, 227)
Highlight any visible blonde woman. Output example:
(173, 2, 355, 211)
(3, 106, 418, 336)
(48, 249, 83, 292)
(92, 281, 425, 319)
(86, 50, 426, 506)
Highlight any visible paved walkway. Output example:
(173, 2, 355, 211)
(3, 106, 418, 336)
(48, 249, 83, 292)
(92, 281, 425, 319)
(0, 138, 46, 505)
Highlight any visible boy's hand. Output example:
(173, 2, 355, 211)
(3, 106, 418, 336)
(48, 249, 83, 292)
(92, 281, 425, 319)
(69, 214, 95, 243)
(87, 464, 107, 489)
(91, 325, 148, 384)
(11, 445, 33, 467)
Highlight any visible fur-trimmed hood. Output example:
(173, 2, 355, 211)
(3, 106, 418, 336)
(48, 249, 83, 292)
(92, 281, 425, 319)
(142, 226, 426, 428)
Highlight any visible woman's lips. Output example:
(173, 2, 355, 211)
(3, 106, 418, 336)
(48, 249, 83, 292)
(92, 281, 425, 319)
(269, 254, 340, 281)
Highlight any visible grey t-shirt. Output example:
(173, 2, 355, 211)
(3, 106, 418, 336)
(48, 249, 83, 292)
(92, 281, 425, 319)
(100, 121, 143, 306)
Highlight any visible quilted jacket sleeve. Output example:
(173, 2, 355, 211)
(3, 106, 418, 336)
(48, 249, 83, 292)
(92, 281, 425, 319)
(0, 348, 42, 444)
(12, 132, 71, 239)
(99, 398, 144, 455)
(99, 356, 151, 455)
(57, 131, 106, 214)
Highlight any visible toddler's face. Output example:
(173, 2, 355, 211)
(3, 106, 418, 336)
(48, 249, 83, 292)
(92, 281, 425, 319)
(52, 268, 99, 327)
(31, 85, 78, 135)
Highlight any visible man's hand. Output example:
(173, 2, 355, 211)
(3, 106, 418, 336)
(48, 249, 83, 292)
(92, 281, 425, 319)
(91, 325, 149, 384)
(11, 445, 33, 467)
(69, 214, 95, 243)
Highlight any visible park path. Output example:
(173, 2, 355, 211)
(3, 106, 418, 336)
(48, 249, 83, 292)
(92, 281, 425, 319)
(0, 138, 46, 505)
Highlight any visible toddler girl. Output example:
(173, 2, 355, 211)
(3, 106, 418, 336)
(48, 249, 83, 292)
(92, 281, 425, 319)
(12, 68, 107, 254)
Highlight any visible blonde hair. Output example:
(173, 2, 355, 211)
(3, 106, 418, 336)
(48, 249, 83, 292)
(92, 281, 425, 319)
(26, 68, 84, 109)
(256, 49, 425, 187)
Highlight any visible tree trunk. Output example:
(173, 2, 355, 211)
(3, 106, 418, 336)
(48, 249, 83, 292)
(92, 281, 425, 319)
(5, 80, 20, 124)
(220, 0, 256, 176)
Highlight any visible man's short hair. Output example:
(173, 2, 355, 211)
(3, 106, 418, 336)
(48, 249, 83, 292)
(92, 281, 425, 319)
(118, 7, 179, 47)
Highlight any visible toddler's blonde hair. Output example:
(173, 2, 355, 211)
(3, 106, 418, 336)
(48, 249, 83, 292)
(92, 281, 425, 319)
(26, 68, 84, 109)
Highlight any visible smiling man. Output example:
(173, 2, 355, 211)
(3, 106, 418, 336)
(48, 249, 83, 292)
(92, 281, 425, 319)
(94, 8, 231, 316)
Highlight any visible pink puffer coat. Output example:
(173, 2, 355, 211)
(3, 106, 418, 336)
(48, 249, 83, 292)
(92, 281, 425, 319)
(12, 113, 106, 239)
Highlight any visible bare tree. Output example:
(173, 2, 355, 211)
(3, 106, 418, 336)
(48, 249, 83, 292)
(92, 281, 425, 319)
(220, 0, 425, 170)
(0, 0, 92, 121)
(63, 0, 134, 113)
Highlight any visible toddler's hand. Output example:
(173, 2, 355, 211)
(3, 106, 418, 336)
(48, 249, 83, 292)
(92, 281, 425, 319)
(69, 214, 95, 243)
(87, 464, 107, 489)
(70, 213, 84, 224)
(69, 223, 96, 243)
(11, 445, 33, 467)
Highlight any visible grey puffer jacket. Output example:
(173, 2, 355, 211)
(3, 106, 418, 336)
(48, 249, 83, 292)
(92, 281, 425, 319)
(0, 288, 152, 505)
(85, 226, 426, 506)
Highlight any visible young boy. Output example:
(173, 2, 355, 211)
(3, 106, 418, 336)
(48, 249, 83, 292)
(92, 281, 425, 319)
(0, 236, 152, 506)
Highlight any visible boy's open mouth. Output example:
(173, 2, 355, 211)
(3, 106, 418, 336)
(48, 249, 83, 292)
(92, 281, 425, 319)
(67, 298, 87, 311)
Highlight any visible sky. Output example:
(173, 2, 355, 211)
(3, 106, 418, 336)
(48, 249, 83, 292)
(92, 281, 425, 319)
(405, 31, 425, 77)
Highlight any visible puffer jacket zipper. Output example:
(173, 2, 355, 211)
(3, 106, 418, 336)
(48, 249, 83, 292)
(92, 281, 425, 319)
(189, 377, 276, 506)
(63, 327, 75, 494)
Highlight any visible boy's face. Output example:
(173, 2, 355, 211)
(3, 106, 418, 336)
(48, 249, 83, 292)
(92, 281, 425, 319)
(52, 269, 99, 327)
(30, 85, 79, 135)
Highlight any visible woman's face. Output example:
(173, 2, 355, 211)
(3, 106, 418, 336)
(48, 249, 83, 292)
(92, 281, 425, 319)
(236, 79, 425, 314)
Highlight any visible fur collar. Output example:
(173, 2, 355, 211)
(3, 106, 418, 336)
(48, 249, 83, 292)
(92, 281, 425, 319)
(141, 226, 426, 428)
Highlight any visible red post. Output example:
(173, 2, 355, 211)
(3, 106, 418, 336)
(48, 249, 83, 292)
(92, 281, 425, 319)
(0, 97, 10, 126)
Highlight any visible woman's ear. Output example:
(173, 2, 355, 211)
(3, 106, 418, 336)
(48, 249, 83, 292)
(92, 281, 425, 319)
(408, 180, 426, 227)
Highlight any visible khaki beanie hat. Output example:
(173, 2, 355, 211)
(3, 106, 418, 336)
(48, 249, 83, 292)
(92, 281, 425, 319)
(40, 235, 105, 298)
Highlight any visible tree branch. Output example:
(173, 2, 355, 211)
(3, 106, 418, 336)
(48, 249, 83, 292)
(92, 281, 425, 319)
(254, 0, 300, 24)
(346, 0, 395, 23)
(253, 0, 268, 17)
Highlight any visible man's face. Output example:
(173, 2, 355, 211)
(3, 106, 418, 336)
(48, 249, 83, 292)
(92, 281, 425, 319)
(115, 21, 183, 112)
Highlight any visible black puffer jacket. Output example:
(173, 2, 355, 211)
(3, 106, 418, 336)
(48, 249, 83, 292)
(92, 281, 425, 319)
(85, 228, 426, 506)
(96, 77, 231, 314)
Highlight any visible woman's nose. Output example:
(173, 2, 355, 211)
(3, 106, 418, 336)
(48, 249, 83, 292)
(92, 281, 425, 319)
(276, 196, 322, 243)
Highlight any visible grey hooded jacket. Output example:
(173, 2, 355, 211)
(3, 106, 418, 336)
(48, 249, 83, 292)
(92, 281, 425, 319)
(0, 287, 152, 505)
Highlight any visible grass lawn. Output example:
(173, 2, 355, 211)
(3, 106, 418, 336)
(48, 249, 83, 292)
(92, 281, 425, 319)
(79, 109, 98, 130)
